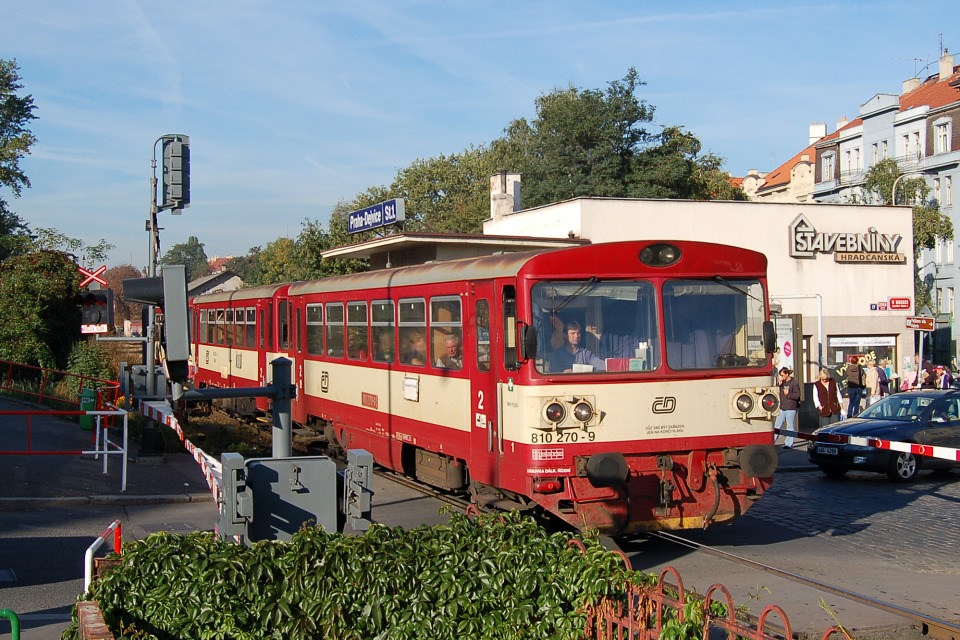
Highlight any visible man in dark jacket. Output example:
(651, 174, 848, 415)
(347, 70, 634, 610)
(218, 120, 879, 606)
(775, 367, 802, 448)
(846, 356, 865, 418)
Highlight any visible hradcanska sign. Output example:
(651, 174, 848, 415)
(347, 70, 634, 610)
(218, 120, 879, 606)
(789, 214, 905, 263)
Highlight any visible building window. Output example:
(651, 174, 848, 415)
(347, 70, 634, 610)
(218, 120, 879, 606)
(946, 176, 953, 206)
(935, 178, 941, 204)
(913, 132, 921, 159)
(881, 140, 888, 159)
(822, 153, 835, 181)
(902, 133, 910, 157)
(934, 119, 951, 154)
(872, 143, 878, 164)
(949, 287, 955, 319)
(854, 148, 861, 171)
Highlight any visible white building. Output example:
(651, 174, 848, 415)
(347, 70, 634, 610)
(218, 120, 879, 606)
(483, 176, 917, 385)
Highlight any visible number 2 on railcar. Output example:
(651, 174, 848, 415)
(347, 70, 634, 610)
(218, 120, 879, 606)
(190, 240, 780, 535)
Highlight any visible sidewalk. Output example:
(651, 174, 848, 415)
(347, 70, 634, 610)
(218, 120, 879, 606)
(0, 397, 214, 509)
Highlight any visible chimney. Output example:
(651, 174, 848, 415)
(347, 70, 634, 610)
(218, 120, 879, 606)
(809, 122, 827, 144)
(836, 116, 848, 131)
(489, 171, 521, 222)
(902, 77, 921, 94)
(940, 49, 955, 81)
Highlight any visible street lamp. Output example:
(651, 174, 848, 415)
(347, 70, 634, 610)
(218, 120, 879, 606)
(891, 172, 922, 205)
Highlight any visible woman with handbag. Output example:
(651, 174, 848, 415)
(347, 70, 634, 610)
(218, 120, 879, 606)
(814, 368, 842, 426)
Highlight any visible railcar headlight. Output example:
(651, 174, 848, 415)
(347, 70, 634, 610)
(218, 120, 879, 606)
(639, 243, 681, 267)
(761, 393, 779, 412)
(573, 401, 594, 423)
(544, 402, 566, 424)
(735, 393, 754, 414)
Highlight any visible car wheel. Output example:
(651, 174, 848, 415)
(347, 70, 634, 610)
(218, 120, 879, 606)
(818, 465, 848, 478)
(886, 451, 919, 482)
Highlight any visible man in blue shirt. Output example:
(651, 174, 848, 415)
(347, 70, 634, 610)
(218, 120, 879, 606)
(550, 320, 605, 373)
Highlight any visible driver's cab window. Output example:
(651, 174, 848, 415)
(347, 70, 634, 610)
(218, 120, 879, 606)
(532, 281, 659, 375)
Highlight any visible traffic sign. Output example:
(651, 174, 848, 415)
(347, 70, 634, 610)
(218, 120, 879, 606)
(906, 316, 935, 331)
(79, 264, 107, 288)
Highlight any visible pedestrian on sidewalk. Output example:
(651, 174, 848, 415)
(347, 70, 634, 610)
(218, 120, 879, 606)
(813, 368, 842, 426)
(865, 359, 881, 406)
(845, 356, 865, 417)
(775, 366, 801, 448)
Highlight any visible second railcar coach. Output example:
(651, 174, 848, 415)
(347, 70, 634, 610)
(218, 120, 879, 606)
(190, 240, 780, 535)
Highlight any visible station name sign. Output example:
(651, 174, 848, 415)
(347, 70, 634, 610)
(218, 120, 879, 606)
(347, 198, 405, 234)
(789, 213, 905, 263)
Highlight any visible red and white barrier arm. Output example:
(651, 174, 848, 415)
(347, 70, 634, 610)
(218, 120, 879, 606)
(138, 400, 223, 503)
(776, 427, 960, 463)
(83, 520, 121, 592)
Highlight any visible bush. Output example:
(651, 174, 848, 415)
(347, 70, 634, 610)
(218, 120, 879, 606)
(64, 512, 658, 640)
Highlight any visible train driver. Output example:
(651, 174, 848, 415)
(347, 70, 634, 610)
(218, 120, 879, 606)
(550, 320, 605, 373)
(435, 334, 463, 370)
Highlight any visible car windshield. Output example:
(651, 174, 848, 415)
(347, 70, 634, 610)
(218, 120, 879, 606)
(857, 394, 936, 421)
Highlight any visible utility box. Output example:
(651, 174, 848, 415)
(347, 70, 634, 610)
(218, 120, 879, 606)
(219, 450, 374, 544)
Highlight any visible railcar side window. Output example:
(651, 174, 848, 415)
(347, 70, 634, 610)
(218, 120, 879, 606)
(306, 304, 323, 356)
(225, 309, 234, 347)
(431, 296, 463, 371)
(476, 299, 490, 372)
(215, 309, 226, 346)
(200, 309, 216, 344)
(347, 302, 368, 360)
(278, 299, 289, 350)
(399, 298, 426, 366)
(371, 300, 395, 363)
(532, 281, 660, 375)
(245, 308, 256, 348)
(233, 308, 244, 348)
(326, 303, 345, 358)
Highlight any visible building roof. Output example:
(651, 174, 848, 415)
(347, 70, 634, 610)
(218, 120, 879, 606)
(900, 64, 960, 111)
(756, 143, 817, 193)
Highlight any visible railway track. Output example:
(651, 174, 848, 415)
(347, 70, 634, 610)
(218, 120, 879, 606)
(646, 530, 960, 640)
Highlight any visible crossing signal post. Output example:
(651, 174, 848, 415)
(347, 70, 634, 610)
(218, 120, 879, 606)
(80, 289, 114, 334)
(123, 265, 190, 385)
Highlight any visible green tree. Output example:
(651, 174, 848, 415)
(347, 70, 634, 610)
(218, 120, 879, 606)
(0, 58, 38, 262)
(0, 249, 80, 368)
(254, 237, 300, 285)
(160, 236, 210, 281)
(391, 147, 496, 233)
(862, 158, 953, 313)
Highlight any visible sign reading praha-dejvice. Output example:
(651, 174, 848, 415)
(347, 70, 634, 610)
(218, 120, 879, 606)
(348, 199, 405, 234)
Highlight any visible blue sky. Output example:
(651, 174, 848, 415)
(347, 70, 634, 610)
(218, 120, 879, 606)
(3, 1, 956, 268)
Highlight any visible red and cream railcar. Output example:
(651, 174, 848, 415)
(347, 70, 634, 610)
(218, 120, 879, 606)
(190, 283, 294, 416)
(190, 240, 781, 535)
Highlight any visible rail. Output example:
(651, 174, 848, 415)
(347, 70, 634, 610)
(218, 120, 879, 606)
(84, 520, 122, 592)
(0, 359, 120, 414)
(0, 407, 130, 492)
(0, 609, 20, 640)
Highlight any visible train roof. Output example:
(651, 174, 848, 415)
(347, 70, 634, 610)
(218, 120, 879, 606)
(289, 249, 541, 296)
(191, 282, 292, 304)
(192, 241, 767, 303)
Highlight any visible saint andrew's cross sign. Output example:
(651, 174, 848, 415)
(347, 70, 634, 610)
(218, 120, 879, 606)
(79, 265, 107, 288)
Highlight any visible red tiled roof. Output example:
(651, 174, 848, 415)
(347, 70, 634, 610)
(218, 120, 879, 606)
(757, 144, 816, 191)
(208, 257, 232, 272)
(900, 65, 960, 110)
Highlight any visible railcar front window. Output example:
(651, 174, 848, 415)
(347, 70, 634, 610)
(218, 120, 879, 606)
(532, 281, 660, 375)
(663, 279, 768, 370)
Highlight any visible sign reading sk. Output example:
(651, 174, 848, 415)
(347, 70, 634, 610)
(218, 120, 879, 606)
(347, 198, 405, 234)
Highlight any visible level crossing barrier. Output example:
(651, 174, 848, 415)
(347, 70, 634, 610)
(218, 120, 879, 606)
(775, 426, 960, 463)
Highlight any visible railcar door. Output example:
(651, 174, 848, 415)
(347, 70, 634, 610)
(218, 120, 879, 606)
(469, 283, 501, 486)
